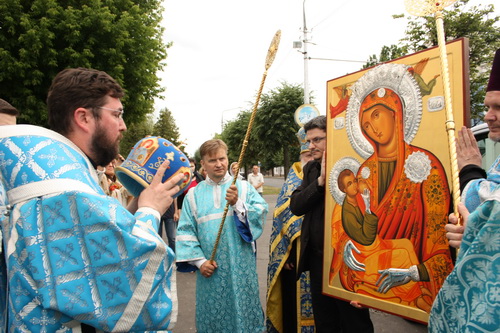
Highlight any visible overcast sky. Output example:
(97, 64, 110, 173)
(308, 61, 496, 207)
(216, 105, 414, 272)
(157, 0, 495, 156)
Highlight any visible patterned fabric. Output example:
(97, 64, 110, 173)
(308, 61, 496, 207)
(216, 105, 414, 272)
(430, 153, 500, 332)
(176, 174, 268, 332)
(0, 125, 176, 332)
(0, 181, 7, 333)
(266, 162, 314, 333)
(429, 191, 500, 332)
(462, 154, 500, 212)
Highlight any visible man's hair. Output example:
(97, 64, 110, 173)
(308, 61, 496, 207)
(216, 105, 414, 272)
(199, 139, 228, 159)
(304, 115, 326, 133)
(0, 99, 19, 116)
(47, 68, 124, 135)
(189, 157, 196, 164)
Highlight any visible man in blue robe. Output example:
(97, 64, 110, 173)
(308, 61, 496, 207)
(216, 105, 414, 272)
(0, 68, 183, 332)
(176, 139, 268, 332)
(429, 49, 500, 332)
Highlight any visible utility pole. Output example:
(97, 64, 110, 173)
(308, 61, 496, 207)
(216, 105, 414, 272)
(301, 0, 310, 104)
(294, 1, 366, 106)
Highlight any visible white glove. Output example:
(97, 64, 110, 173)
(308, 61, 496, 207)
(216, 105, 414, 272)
(376, 265, 420, 294)
(361, 188, 371, 214)
(343, 240, 365, 272)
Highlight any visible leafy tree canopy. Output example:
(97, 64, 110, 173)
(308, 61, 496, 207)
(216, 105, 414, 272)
(220, 82, 306, 175)
(253, 82, 305, 174)
(220, 110, 261, 173)
(364, 0, 500, 121)
(0, 0, 167, 126)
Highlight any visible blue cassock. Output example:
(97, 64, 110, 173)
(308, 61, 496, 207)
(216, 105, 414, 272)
(0, 125, 176, 332)
(429, 156, 500, 332)
(176, 175, 268, 333)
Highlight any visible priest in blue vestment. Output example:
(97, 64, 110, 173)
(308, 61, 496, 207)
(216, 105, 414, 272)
(0, 68, 181, 332)
(429, 48, 500, 333)
(176, 139, 268, 333)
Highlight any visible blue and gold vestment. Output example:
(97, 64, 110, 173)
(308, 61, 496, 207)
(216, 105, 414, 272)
(266, 162, 314, 333)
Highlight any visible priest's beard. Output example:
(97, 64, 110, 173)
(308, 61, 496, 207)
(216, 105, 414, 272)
(91, 123, 121, 167)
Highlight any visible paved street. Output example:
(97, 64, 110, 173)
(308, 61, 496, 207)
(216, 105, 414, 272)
(171, 178, 428, 332)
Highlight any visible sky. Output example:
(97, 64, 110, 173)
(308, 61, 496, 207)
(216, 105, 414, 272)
(157, 0, 494, 156)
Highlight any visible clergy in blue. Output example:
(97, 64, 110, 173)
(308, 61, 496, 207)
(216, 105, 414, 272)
(429, 49, 500, 332)
(0, 68, 182, 332)
(176, 139, 268, 333)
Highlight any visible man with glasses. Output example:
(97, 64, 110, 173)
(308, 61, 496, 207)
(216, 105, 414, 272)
(0, 68, 182, 332)
(290, 115, 373, 332)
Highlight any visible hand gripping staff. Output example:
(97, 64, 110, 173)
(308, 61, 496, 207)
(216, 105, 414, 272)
(405, 0, 461, 221)
(209, 30, 281, 262)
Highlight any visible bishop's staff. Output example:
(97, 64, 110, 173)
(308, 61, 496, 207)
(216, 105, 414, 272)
(210, 30, 281, 262)
(405, 0, 461, 217)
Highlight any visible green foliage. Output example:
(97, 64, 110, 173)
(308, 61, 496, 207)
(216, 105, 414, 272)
(402, 0, 499, 121)
(253, 82, 304, 173)
(0, 0, 168, 126)
(220, 111, 261, 172)
(152, 107, 181, 146)
(220, 82, 305, 174)
(363, 44, 408, 69)
(119, 116, 154, 157)
(364, 0, 500, 121)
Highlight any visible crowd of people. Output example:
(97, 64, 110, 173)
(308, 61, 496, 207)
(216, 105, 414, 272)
(0, 47, 499, 332)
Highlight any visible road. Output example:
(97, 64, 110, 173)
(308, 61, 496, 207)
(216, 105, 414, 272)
(171, 177, 428, 332)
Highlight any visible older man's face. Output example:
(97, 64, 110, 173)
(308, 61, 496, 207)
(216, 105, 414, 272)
(484, 91, 500, 142)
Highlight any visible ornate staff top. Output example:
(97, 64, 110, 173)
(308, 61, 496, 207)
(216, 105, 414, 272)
(405, 0, 461, 219)
(405, 0, 457, 16)
(265, 30, 281, 70)
(210, 30, 281, 262)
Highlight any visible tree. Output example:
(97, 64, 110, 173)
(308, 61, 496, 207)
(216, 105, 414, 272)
(220, 111, 261, 174)
(403, 0, 499, 121)
(253, 82, 304, 175)
(365, 1, 500, 121)
(363, 43, 408, 68)
(152, 107, 181, 146)
(0, 0, 167, 126)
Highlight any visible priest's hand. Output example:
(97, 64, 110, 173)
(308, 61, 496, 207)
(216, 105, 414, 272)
(201, 260, 218, 278)
(318, 151, 326, 186)
(138, 160, 184, 215)
(350, 301, 367, 309)
(446, 202, 469, 249)
(457, 126, 482, 170)
(226, 185, 238, 206)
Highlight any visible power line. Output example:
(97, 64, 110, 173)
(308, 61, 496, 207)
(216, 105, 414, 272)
(308, 57, 366, 63)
